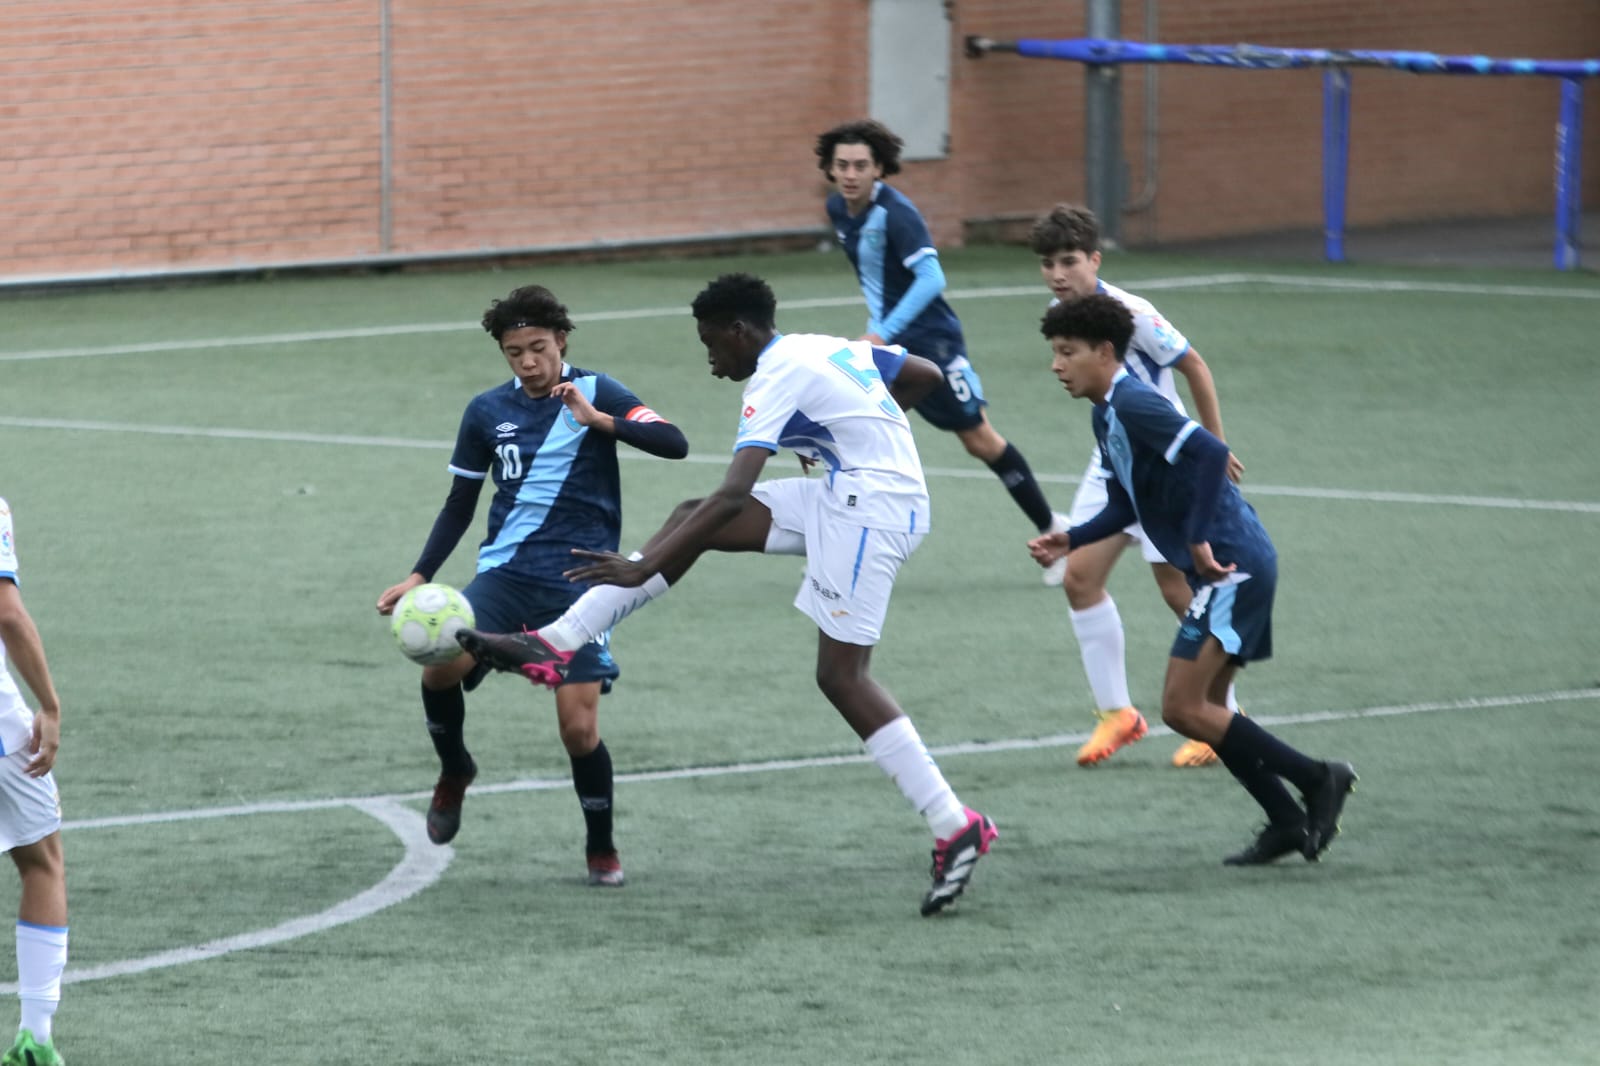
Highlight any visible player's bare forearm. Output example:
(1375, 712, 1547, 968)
(1176, 349, 1243, 481)
(1176, 349, 1226, 440)
(0, 585, 61, 717)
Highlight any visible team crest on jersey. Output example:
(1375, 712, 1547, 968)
(561, 408, 584, 433)
(864, 230, 885, 249)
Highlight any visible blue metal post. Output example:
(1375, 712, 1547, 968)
(1321, 68, 1352, 263)
(1554, 78, 1584, 271)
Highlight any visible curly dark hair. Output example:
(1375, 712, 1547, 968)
(1028, 204, 1101, 256)
(691, 273, 777, 329)
(1040, 292, 1132, 359)
(815, 119, 904, 181)
(481, 285, 577, 342)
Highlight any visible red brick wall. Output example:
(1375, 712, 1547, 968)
(1, 0, 1595, 278)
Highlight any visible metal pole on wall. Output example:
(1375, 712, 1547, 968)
(1321, 68, 1351, 263)
(1085, 0, 1123, 246)
(379, 0, 393, 254)
(1554, 77, 1583, 271)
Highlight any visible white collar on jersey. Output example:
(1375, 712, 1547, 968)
(1102, 367, 1131, 404)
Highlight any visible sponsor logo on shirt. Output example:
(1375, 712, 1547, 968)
(495, 422, 518, 437)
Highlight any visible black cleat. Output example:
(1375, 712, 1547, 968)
(1224, 821, 1310, 866)
(426, 760, 477, 845)
(1301, 760, 1358, 860)
(456, 627, 573, 688)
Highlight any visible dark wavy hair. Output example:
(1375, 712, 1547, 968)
(481, 285, 577, 342)
(691, 273, 777, 330)
(1040, 292, 1133, 359)
(815, 119, 904, 181)
(1028, 204, 1101, 256)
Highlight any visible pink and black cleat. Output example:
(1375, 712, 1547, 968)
(455, 627, 575, 689)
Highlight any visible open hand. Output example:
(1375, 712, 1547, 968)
(1188, 541, 1237, 583)
(565, 549, 652, 587)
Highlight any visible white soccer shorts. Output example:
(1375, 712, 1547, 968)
(0, 749, 61, 854)
(751, 477, 924, 647)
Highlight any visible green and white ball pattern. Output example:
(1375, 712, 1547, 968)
(391, 583, 475, 665)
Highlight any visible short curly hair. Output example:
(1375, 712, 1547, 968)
(1028, 204, 1101, 257)
(815, 119, 903, 180)
(691, 273, 777, 330)
(1040, 292, 1132, 359)
(481, 285, 577, 342)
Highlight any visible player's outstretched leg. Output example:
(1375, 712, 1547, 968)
(426, 756, 477, 845)
(456, 627, 574, 688)
(1301, 760, 1358, 860)
(921, 807, 1000, 916)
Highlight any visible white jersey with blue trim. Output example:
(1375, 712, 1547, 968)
(1055, 279, 1192, 476)
(0, 499, 33, 748)
(735, 334, 930, 533)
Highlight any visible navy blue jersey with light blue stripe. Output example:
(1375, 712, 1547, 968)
(448, 367, 644, 588)
(1094, 373, 1275, 576)
(827, 183, 963, 359)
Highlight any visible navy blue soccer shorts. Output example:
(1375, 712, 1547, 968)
(462, 567, 619, 691)
(1170, 565, 1276, 666)
(903, 336, 988, 432)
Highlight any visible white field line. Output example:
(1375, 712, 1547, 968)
(2, 414, 1596, 514)
(2, 272, 1596, 362)
(18, 684, 1597, 990)
(0, 799, 451, 992)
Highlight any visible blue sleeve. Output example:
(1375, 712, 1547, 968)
(411, 475, 483, 580)
(447, 396, 493, 476)
(878, 254, 946, 343)
(1178, 427, 1231, 545)
(870, 344, 907, 385)
(593, 373, 689, 460)
(1067, 474, 1138, 547)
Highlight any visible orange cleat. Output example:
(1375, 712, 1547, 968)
(1075, 707, 1148, 767)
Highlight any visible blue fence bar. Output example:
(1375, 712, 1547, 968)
(967, 36, 1600, 270)
(1322, 69, 1352, 264)
(1555, 79, 1585, 271)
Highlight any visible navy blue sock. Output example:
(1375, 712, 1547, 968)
(1215, 714, 1322, 796)
(1215, 737, 1306, 828)
(571, 739, 615, 855)
(420, 681, 474, 778)
(985, 442, 1055, 531)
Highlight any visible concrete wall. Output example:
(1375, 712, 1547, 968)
(2, 0, 1595, 278)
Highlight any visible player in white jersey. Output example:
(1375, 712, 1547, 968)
(1030, 205, 1244, 769)
(459, 273, 998, 916)
(0, 499, 68, 1066)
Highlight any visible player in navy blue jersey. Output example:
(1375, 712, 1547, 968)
(815, 120, 1067, 572)
(1027, 295, 1357, 865)
(377, 285, 688, 887)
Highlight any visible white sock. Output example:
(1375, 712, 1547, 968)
(1225, 683, 1240, 713)
(863, 716, 967, 839)
(15, 922, 66, 1043)
(542, 555, 670, 652)
(1069, 596, 1131, 711)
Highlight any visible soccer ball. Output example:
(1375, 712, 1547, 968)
(390, 583, 475, 666)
